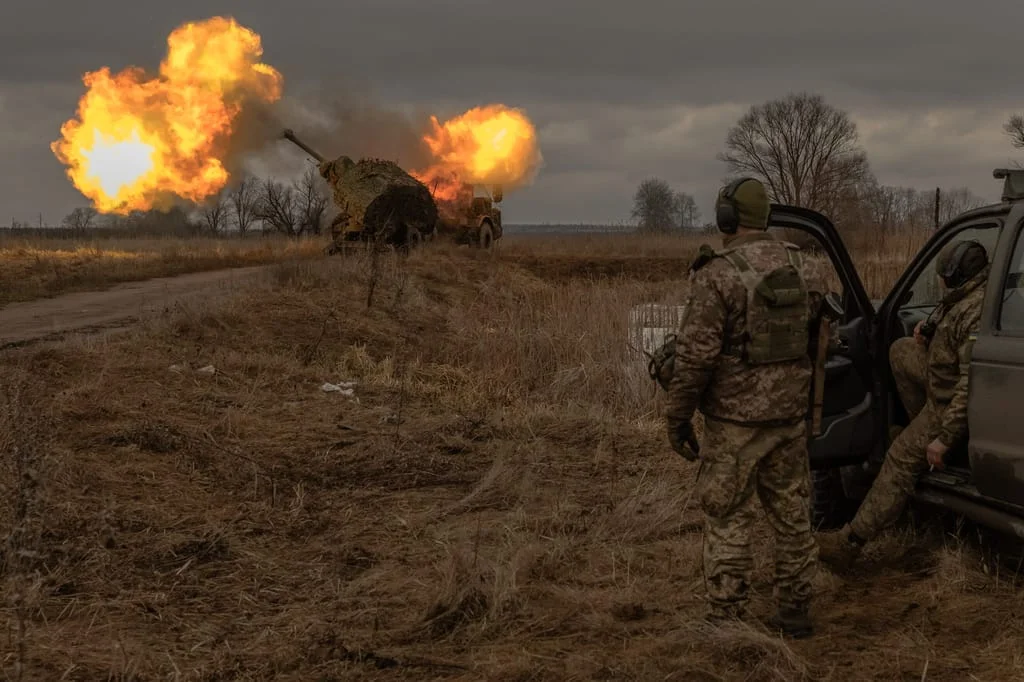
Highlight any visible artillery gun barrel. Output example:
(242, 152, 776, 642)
(281, 129, 325, 163)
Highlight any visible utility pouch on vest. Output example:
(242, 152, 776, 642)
(723, 245, 809, 365)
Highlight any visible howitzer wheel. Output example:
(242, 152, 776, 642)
(397, 227, 422, 255)
(478, 221, 494, 250)
(407, 226, 422, 248)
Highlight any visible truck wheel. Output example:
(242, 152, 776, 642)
(811, 468, 852, 530)
(478, 222, 494, 250)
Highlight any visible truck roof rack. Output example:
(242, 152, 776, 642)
(993, 168, 1024, 202)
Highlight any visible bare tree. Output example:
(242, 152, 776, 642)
(632, 177, 678, 232)
(719, 93, 871, 222)
(1005, 114, 1024, 149)
(201, 191, 229, 234)
(675, 192, 701, 229)
(229, 177, 260, 236)
(935, 187, 987, 225)
(852, 181, 986, 231)
(255, 178, 299, 235)
(62, 206, 98, 231)
(293, 167, 328, 236)
(855, 180, 927, 231)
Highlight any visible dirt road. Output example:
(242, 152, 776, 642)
(1, 265, 271, 347)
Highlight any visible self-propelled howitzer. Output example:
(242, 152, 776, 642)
(280, 128, 438, 252)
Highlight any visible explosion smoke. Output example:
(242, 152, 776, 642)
(51, 16, 284, 214)
(267, 94, 543, 207)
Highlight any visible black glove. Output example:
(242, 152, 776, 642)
(667, 420, 699, 461)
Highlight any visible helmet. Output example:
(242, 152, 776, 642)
(715, 177, 770, 234)
(937, 239, 988, 288)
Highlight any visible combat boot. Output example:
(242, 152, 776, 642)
(768, 606, 813, 639)
(816, 524, 864, 569)
(702, 603, 744, 628)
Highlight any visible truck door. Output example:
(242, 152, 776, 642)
(767, 206, 880, 469)
(873, 213, 1005, 469)
(967, 205, 1024, 506)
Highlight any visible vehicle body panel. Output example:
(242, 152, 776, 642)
(966, 201, 1024, 507)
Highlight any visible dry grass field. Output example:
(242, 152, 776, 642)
(0, 232, 326, 306)
(6, 228, 1023, 681)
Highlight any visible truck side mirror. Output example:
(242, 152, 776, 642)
(493, 185, 503, 203)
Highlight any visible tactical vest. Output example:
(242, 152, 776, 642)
(720, 243, 809, 365)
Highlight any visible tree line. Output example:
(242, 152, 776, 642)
(59, 166, 332, 237)
(632, 92, 1019, 233)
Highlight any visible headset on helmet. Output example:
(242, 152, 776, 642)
(939, 239, 987, 288)
(715, 177, 757, 235)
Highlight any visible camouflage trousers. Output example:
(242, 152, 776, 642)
(850, 337, 934, 541)
(697, 417, 817, 615)
(891, 336, 929, 419)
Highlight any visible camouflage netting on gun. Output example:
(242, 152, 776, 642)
(320, 156, 438, 240)
(364, 184, 439, 243)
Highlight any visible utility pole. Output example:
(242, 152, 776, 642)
(934, 187, 940, 229)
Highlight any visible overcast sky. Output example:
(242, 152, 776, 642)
(1, 0, 1021, 226)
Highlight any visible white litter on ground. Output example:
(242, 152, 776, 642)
(321, 381, 358, 398)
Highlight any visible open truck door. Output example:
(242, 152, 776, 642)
(767, 206, 885, 527)
(768, 206, 883, 468)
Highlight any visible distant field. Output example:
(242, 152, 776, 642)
(0, 222, 930, 308)
(0, 231, 328, 306)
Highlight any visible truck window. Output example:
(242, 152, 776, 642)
(904, 225, 1000, 308)
(999, 228, 1024, 332)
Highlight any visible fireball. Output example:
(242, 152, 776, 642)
(51, 17, 283, 214)
(412, 104, 542, 202)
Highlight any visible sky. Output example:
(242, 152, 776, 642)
(1, 0, 1022, 226)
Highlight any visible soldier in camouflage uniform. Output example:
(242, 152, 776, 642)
(817, 240, 989, 566)
(665, 177, 835, 638)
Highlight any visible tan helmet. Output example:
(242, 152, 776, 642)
(937, 240, 988, 288)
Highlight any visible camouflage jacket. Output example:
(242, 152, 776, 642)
(924, 268, 988, 448)
(665, 232, 834, 428)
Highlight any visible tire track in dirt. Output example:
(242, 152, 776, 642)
(1, 265, 273, 348)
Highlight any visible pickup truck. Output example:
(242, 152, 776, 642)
(770, 168, 1024, 538)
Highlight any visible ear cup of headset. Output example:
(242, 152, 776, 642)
(715, 177, 752, 235)
(716, 200, 738, 234)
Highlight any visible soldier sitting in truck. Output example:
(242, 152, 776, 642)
(817, 240, 990, 566)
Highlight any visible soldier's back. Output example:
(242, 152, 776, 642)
(697, 235, 818, 426)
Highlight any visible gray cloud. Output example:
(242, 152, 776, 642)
(1, 0, 1021, 225)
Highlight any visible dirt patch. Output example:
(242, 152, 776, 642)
(0, 264, 273, 347)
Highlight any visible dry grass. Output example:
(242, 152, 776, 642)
(500, 226, 931, 299)
(1, 229, 1016, 680)
(0, 234, 327, 306)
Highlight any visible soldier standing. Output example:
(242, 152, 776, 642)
(665, 177, 834, 638)
(817, 240, 989, 566)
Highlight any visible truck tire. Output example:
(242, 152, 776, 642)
(478, 222, 494, 250)
(811, 468, 852, 530)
